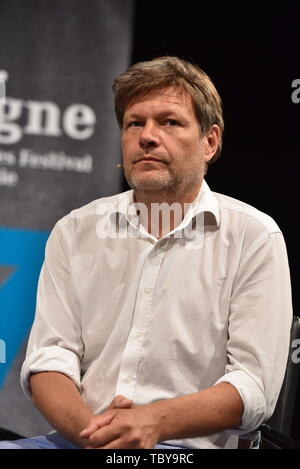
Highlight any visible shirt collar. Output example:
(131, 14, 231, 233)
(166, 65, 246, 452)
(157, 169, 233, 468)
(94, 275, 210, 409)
(190, 179, 220, 226)
(114, 179, 220, 237)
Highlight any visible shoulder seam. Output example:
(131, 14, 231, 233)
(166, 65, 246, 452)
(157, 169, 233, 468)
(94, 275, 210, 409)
(215, 193, 281, 234)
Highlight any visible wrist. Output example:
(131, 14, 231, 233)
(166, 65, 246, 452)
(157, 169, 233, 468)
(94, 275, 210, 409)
(149, 399, 174, 443)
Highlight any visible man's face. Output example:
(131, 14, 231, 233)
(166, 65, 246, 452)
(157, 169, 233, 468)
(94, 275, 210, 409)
(121, 86, 218, 198)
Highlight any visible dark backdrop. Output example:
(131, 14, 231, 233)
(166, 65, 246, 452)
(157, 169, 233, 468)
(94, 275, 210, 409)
(129, 0, 300, 440)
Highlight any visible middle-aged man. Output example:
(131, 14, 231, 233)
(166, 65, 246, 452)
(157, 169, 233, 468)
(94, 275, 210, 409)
(0, 56, 293, 449)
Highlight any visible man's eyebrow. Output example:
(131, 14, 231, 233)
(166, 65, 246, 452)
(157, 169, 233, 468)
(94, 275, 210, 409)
(124, 110, 182, 120)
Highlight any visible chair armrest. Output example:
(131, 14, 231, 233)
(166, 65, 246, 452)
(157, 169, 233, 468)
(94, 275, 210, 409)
(259, 423, 300, 449)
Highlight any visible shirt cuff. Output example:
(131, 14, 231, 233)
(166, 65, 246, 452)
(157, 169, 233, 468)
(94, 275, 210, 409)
(20, 346, 82, 399)
(214, 370, 267, 435)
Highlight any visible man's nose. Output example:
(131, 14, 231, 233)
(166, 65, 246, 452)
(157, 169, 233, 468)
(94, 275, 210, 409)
(139, 122, 160, 149)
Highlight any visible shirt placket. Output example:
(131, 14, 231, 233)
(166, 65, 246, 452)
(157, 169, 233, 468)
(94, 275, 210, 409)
(115, 241, 166, 400)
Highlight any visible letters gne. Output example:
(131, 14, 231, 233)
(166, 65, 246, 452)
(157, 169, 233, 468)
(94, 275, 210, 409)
(106, 452, 194, 465)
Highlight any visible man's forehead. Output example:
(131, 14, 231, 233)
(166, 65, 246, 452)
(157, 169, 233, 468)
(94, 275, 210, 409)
(125, 86, 192, 111)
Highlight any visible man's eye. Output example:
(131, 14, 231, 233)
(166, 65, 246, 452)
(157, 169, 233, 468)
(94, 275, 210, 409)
(165, 119, 179, 126)
(127, 121, 141, 128)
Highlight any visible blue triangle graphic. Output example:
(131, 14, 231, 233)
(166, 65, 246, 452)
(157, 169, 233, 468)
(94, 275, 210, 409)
(0, 227, 49, 387)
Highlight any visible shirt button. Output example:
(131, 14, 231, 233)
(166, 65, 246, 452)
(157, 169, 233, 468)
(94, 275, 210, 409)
(144, 287, 152, 295)
(122, 377, 133, 384)
(134, 331, 143, 340)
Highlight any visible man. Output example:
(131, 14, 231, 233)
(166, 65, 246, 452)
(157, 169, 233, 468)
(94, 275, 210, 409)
(0, 56, 292, 449)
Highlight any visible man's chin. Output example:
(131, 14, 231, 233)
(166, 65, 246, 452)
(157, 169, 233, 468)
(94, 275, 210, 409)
(129, 177, 175, 192)
(125, 172, 175, 192)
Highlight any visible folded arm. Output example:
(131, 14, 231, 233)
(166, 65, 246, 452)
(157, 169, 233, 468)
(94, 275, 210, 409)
(80, 382, 243, 449)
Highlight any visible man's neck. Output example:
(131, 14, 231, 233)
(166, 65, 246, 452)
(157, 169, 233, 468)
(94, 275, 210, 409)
(133, 181, 203, 239)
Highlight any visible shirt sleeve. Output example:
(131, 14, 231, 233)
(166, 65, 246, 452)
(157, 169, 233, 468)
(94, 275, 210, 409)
(20, 218, 83, 399)
(215, 219, 293, 434)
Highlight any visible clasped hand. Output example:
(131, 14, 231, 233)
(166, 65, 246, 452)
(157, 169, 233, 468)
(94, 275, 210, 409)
(80, 395, 161, 449)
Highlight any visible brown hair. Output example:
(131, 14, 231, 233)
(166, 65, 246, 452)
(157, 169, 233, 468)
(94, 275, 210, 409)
(113, 56, 224, 162)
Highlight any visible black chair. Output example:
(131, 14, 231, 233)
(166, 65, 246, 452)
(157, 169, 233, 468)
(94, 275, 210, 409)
(259, 316, 300, 449)
(0, 427, 24, 441)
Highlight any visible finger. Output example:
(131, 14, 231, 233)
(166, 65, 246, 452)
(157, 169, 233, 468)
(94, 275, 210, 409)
(98, 438, 126, 449)
(79, 414, 114, 438)
(80, 423, 99, 439)
(88, 424, 120, 448)
(87, 438, 137, 450)
(98, 438, 141, 449)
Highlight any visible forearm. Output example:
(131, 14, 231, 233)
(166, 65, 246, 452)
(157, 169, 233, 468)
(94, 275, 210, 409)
(29, 371, 94, 448)
(153, 382, 244, 442)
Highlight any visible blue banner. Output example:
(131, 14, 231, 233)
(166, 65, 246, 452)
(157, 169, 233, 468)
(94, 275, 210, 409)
(0, 227, 49, 386)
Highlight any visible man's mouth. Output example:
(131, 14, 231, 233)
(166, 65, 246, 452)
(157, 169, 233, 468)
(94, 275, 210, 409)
(135, 156, 165, 164)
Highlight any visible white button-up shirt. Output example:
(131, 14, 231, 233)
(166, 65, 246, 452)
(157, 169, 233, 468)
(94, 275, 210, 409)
(21, 180, 293, 449)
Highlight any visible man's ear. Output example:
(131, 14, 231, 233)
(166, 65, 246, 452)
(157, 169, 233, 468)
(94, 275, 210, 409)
(204, 125, 220, 163)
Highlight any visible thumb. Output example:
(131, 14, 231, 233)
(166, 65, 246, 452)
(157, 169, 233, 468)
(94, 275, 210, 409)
(109, 395, 133, 409)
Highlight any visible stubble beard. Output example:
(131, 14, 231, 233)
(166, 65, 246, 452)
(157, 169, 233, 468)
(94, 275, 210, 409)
(124, 165, 203, 202)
